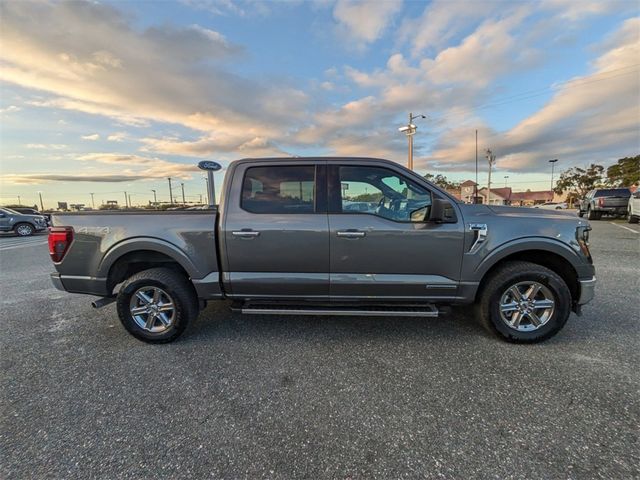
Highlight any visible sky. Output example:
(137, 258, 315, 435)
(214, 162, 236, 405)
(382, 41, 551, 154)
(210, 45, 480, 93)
(1, 0, 639, 208)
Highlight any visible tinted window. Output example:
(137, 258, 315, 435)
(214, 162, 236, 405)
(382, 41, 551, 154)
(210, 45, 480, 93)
(339, 166, 431, 222)
(242, 166, 316, 214)
(593, 188, 631, 198)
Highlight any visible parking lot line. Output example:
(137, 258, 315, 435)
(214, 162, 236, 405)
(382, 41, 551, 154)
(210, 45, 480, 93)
(609, 222, 640, 234)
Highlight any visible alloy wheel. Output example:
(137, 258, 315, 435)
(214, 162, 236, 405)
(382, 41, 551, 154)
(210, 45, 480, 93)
(129, 286, 176, 333)
(498, 281, 555, 332)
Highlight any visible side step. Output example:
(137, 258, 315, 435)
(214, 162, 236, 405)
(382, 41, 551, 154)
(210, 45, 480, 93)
(238, 303, 439, 318)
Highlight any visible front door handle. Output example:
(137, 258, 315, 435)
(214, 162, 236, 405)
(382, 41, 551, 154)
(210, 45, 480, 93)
(336, 230, 366, 238)
(232, 230, 260, 238)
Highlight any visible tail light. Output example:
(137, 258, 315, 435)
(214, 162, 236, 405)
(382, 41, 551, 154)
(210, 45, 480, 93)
(597, 197, 604, 207)
(48, 226, 74, 262)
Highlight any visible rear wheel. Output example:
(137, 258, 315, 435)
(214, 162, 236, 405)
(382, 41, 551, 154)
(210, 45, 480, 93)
(116, 268, 198, 343)
(629, 209, 639, 224)
(477, 261, 571, 343)
(14, 223, 34, 236)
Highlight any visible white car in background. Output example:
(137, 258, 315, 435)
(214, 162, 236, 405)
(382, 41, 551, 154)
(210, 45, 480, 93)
(534, 202, 568, 210)
(627, 189, 640, 223)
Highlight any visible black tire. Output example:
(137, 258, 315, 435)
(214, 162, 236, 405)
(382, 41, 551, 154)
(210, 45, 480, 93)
(628, 210, 638, 224)
(587, 207, 601, 220)
(116, 268, 198, 343)
(14, 222, 34, 236)
(477, 261, 572, 343)
(577, 210, 584, 218)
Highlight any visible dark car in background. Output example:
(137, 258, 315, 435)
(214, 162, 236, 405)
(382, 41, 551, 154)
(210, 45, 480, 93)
(11, 207, 52, 226)
(0, 207, 48, 236)
(578, 188, 631, 220)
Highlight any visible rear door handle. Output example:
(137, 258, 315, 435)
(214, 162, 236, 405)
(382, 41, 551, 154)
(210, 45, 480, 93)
(336, 230, 366, 238)
(232, 230, 260, 238)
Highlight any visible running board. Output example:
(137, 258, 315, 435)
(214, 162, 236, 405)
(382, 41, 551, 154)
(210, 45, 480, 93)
(238, 303, 439, 317)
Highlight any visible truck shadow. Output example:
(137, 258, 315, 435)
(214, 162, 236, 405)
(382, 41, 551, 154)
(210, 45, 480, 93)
(185, 301, 494, 345)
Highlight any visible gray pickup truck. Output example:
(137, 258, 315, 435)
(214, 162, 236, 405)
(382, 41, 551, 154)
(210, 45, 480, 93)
(0, 207, 48, 236)
(50, 157, 596, 344)
(578, 188, 631, 220)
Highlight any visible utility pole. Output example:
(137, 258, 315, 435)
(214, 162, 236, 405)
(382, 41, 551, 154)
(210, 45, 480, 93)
(90, 193, 95, 208)
(549, 158, 558, 192)
(485, 149, 496, 205)
(38, 192, 44, 210)
(151, 189, 157, 207)
(398, 113, 425, 171)
(124, 191, 128, 208)
(199, 194, 203, 204)
(475, 130, 478, 203)
(168, 177, 174, 204)
(17, 195, 21, 205)
(128, 194, 132, 208)
(181, 182, 186, 205)
(504, 175, 509, 187)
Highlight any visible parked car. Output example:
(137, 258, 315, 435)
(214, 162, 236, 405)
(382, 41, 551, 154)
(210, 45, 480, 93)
(578, 188, 631, 220)
(49, 157, 596, 344)
(535, 202, 568, 210)
(627, 189, 640, 223)
(11, 207, 52, 225)
(0, 207, 48, 236)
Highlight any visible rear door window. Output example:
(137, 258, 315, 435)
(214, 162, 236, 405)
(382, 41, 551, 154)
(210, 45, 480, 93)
(241, 166, 316, 214)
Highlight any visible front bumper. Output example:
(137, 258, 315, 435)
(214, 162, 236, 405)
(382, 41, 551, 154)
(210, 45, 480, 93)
(578, 276, 596, 305)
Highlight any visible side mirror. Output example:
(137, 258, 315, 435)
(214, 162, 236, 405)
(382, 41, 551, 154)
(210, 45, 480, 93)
(429, 198, 457, 223)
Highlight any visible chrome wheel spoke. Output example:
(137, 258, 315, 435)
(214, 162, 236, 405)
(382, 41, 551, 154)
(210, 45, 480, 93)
(144, 313, 156, 330)
(500, 302, 519, 313)
(157, 312, 171, 326)
(510, 311, 522, 328)
(158, 302, 174, 312)
(533, 299, 554, 309)
(528, 311, 542, 327)
(524, 283, 541, 300)
(152, 288, 161, 303)
(131, 306, 148, 315)
(508, 286, 523, 302)
(136, 291, 152, 304)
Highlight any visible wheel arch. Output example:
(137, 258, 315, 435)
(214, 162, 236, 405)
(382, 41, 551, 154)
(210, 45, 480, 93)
(475, 242, 580, 304)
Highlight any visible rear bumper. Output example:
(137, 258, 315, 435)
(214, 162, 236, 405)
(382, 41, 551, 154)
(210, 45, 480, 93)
(578, 276, 596, 305)
(50, 273, 109, 296)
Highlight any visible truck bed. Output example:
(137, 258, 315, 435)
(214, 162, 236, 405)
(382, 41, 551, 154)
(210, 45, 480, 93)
(51, 210, 220, 297)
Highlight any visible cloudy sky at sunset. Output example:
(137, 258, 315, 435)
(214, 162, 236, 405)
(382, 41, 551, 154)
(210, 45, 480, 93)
(1, 0, 638, 208)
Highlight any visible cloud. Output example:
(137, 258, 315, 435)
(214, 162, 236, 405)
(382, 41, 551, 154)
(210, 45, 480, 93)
(0, 0, 307, 147)
(107, 132, 127, 142)
(332, 0, 403, 47)
(3, 173, 150, 184)
(0, 105, 21, 114)
(425, 17, 640, 172)
(25, 143, 67, 150)
(81, 133, 100, 141)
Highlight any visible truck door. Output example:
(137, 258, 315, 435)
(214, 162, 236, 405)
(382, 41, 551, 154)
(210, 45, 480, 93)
(327, 162, 465, 300)
(222, 162, 329, 299)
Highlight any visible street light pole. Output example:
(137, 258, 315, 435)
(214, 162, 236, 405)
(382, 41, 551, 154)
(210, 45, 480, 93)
(167, 177, 174, 204)
(549, 158, 558, 192)
(90, 193, 95, 208)
(504, 175, 509, 187)
(181, 182, 186, 205)
(399, 113, 426, 171)
(151, 189, 157, 207)
(38, 192, 44, 210)
(124, 191, 128, 208)
(485, 149, 496, 205)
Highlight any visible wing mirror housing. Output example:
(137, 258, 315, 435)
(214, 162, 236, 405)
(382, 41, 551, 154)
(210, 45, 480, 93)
(429, 198, 457, 223)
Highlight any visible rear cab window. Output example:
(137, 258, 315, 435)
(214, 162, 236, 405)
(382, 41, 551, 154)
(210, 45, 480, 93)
(593, 188, 631, 198)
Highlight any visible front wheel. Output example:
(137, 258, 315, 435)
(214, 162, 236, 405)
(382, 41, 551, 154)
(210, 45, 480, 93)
(477, 261, 571, 343)
(14, 223, 34, 236)
(629, 209, 639, 224)
(577, 210, 584, 218)
(116, 268, 198, 343)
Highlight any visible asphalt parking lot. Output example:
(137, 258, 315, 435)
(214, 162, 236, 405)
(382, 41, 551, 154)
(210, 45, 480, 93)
(1, 220, 639, 479)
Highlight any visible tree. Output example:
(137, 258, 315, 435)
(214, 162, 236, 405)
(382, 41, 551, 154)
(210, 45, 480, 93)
(424, 173, 460, 190)
(553, 164, 604, 198)
(606, 155, 640, 187)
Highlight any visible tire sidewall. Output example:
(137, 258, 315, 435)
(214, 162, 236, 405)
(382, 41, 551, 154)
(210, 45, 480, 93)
(116, 276, 190, 343)
(487, 269, 571, 342)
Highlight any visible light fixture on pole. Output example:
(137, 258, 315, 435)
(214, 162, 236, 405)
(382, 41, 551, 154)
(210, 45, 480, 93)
(90, 193, 95, 208)
(38, 191, 44, 211)
(504, 175, 509, 187)
(167, 177, 174, 204)
(548, 158, 558, 192)
(398, 113, 426, 171)
(151, 189, 157, 206)
(485, 149, 496, 205)
(181, 182, 186, 205)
